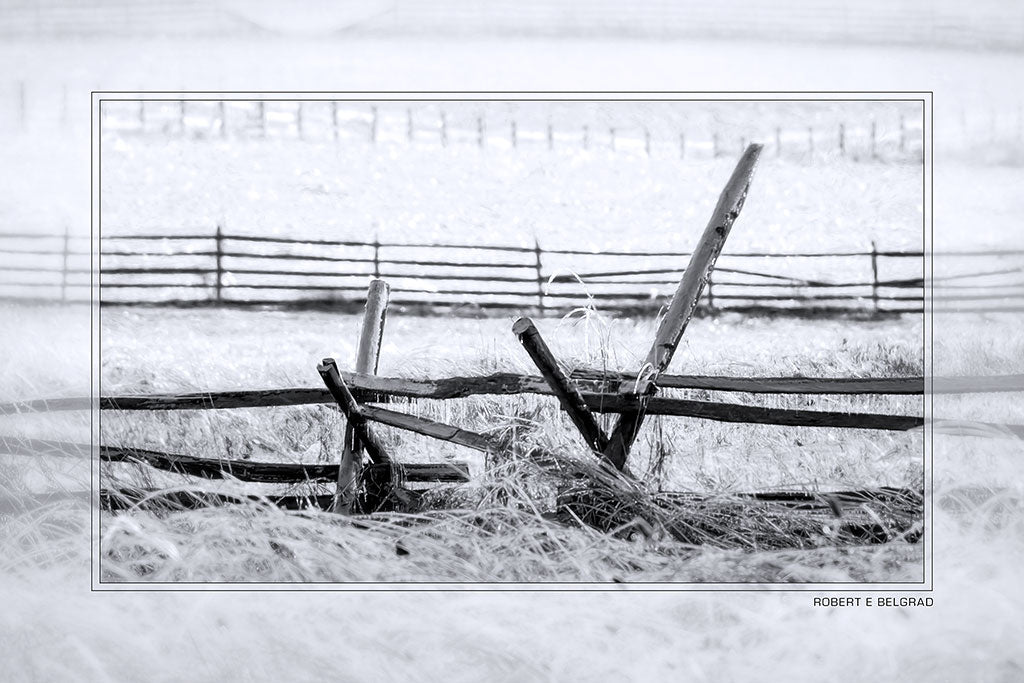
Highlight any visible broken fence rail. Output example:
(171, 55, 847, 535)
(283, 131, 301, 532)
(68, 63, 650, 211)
(0, 438, 470, 484)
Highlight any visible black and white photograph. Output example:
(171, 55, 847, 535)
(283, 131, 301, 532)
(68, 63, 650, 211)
(1, 2, 1022, 681)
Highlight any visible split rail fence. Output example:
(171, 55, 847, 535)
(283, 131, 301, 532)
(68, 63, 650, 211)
(4, 146, 1023, 544)
(4, 228, 1024, 315)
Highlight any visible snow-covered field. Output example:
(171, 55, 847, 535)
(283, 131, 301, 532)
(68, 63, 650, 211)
(1, 32, 1023, 683)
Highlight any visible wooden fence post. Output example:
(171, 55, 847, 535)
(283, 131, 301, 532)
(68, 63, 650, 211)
(60, 225, 70, 303)
(318, 358, 391, 466)
(372, 234, 381, 279)
(513, 318, 609, 454)
(533, 238, 545, 312)
(334, 280, 391, 513)
(870, 240, 880, 313)
(370, 106, 378, 144)
(214, 224, 224, 303)
(601, 144, 763, 471)
(706, 272, 714, 311)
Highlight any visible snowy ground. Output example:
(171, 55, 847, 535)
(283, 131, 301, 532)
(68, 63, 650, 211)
(1, 32, 1022, 683)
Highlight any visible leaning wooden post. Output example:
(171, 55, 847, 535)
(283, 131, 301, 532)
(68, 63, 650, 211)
(334, 280, 390, 513)
(601, 144, 763, 470)
(318, 358, 391, 466)
(513, 318, 609, 454)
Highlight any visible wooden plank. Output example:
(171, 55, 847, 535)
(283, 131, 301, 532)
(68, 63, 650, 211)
(317, 358, 391, 465)
(603, 143, 764, 470)
(359, 404, 499, 452)
(338, 279, 390, 513)
(3, 373, 957, 416)
(513, 317, 609, 453)
(0, 438, 470, 483)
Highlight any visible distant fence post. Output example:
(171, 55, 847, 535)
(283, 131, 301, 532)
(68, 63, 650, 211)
(138, 100, 145, 132)
(870, 240, 879, 313)
(215, 224, 224, 303)
(547, 122, 554, 151)
(60, 225, 70, 303)
(373, 234, 381, 279)
(296, 102, 304, 140)
(712, 132, 719, 158)
(534, 238, 545, 313)
(218, 100, 227, 139)
(179, 100, 186, 135)
(838, 122, 845, 156)
(477, 115, 485, 148)
(706, 272, 714, 311)
(370, 106, 378, 143)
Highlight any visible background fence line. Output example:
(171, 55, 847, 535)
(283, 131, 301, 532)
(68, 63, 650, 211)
(89, 100, 927, 164)
(0, 228, 1014, 315)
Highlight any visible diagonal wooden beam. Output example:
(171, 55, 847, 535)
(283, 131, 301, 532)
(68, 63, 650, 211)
(603, 143, 764, 470)
(317, 357, 391, 465)
(513, 317, 609, 454)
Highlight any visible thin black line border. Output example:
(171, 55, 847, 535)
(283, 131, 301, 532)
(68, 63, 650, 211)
(91, 90, 934, 593)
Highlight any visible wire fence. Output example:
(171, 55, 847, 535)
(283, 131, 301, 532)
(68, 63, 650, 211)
(4, 228, 1017, 315)
(93, 100, 926, 164)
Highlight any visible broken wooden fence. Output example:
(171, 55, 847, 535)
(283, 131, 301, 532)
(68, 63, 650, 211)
(3, 145, 1009, 539)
